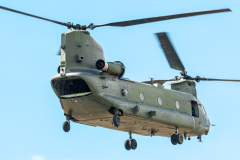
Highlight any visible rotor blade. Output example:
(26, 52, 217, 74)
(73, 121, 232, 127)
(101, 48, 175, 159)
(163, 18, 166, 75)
(194, 77, 240, 82)
(0, 6, 67, 26)
(156, 32, 185, 72)
(142, 79, 176, 85)
(95, 8, 231, 27)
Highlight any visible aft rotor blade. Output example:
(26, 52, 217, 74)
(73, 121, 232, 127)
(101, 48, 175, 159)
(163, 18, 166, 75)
(156, 32, 185, 72)
(0, 6, 67, 26)
(142, 79, 176, 85)
(95, 8, 231, 27)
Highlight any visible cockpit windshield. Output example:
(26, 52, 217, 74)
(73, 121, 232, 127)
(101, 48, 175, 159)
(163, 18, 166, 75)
(201, 105, 207, 115)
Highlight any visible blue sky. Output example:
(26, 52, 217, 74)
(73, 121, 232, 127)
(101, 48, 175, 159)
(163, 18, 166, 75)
(0, 0, 239, 160)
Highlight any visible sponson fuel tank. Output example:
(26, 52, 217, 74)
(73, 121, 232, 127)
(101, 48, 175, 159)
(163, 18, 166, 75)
(59, 30, 105, 75)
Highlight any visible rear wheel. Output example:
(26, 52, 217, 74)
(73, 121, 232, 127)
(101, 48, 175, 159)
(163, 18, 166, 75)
(124, 140, 131, 150)
(63, 121, 70, 132)
(113, 114, 121, 127)
(131, 139, 137, 150)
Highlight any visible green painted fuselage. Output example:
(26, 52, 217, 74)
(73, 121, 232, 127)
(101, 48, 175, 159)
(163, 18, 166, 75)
(51, 30, 210, 138)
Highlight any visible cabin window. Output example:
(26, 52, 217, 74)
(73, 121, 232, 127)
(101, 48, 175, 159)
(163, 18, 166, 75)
(139, 93, 144, 101)
(158, 97, 162, 105)
(191, 101, 199, 118)
(121, 89, 128, 96)
(175, 101, 180, 109)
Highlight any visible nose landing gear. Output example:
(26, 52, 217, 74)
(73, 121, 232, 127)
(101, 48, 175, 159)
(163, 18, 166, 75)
(124, 132, 137, 150)
(171, 127, 184, 145)
(171, 134, 177, 145)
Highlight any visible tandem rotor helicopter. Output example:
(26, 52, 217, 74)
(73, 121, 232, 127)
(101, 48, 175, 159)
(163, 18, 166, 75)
(1, 5, 238, 150)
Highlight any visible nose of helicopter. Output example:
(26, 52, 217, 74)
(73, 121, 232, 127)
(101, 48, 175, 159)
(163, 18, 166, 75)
(205, 117, 212, 134)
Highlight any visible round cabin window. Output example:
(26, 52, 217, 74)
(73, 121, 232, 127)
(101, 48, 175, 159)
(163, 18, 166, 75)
(121, 89, 128, 96)
(139, 93, 144, 101)
(158, 97, 162, 105)
(176, 101, 180, 109)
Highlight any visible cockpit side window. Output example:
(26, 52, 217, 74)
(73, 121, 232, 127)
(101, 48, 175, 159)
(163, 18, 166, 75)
(191, 101, 199, 118)
(206, 118, 210, 126)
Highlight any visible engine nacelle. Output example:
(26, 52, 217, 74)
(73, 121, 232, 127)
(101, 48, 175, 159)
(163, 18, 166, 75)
(96, 59, 125, 78)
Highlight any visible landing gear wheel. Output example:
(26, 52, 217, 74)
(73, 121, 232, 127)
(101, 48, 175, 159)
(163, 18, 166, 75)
(171, 134, 177, 145)
(124, 139, 131, 150)
(131, 139, 137, 150)
(176, 134, 184, 144)
(63, 121, 70, 132)
(113, 114, 121, 127)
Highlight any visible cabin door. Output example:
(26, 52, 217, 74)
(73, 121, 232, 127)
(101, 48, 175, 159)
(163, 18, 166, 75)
(191, 101, 200, 129)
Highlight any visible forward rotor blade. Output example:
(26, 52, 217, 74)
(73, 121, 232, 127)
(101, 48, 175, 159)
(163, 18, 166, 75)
(95, 8, 231, 27)
(142, 79, 176, 85)
(0, 6, 67, 26)
(194, 77, 240, 82)
(156, 32, 185, 72)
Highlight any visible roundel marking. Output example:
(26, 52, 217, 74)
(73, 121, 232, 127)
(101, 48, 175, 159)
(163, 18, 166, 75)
(183, 100, 186, 105)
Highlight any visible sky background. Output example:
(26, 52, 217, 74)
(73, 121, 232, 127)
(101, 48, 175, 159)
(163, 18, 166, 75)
(0, 0, 240, 160)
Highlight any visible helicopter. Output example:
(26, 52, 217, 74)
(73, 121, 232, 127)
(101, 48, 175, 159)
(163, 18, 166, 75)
(0, 5, 238, 151)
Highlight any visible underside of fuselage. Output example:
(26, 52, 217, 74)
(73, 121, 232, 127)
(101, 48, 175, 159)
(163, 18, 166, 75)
(59, 93, 202, 138)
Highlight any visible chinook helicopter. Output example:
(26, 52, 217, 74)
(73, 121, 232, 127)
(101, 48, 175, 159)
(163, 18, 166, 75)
(1, 6, 238, 151)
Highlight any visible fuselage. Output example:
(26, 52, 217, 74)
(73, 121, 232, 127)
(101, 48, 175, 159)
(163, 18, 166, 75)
(51, 71, 211, 138)
(51, 29, 211, 138)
